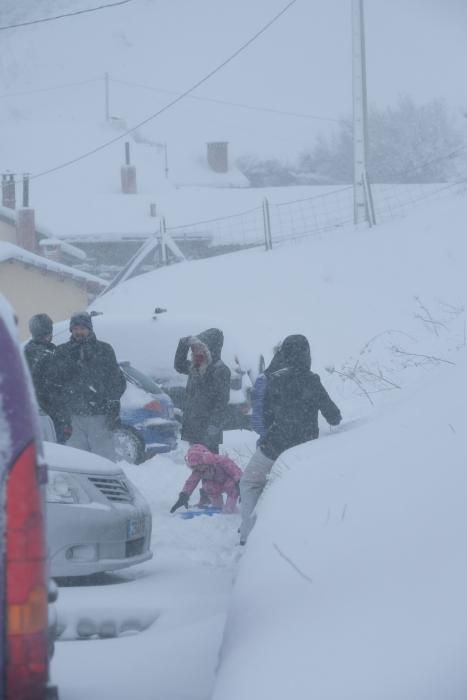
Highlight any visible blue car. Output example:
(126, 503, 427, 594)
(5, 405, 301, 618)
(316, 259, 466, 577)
(114, 361, 179, 463)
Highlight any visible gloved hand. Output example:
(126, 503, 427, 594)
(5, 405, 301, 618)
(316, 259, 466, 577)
(170, 492, 189, 513)
(62, 424, 73, 442)
(180, 336, 194, 351)
(105, 400, 121, 430)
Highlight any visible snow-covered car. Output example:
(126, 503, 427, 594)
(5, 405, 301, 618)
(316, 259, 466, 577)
(44, 442, 152, 578)
(53, 311, 256, 432)
(116, 361, 179, 463)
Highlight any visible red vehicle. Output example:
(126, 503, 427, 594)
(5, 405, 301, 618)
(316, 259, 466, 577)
(0, 298, 56, 700)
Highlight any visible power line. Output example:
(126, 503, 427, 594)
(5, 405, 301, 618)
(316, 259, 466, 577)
(110, 77, 340, 123)
(0, 0, 135, 31)
(0, 72, 338, 125)
(0, 77, 101, 98)
(29, 0, 299, 181)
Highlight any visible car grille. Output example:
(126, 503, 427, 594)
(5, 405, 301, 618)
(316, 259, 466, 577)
(126, 537, 145, 557)
(88, 476, 133, 503)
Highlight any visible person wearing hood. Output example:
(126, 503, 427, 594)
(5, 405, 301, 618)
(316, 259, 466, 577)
(239, 334, 342, 544)
(52, 311, 126, 461)
(24, 313, 67, 442)
(170, 443, 243, 514)
(174, 328, 231, 453)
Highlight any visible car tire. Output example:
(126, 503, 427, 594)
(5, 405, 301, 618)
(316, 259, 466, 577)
(113, 425, 146, 464)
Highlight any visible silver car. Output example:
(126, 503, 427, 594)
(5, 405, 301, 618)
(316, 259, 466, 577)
(44, 442, 152, 578)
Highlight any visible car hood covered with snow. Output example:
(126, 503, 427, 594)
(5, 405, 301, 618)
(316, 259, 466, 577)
(44, 442, 124, 476)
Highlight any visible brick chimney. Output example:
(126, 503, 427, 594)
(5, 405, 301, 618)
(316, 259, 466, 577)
(16, 175, 37, 252)
(2, 174, 16, 209)
(121, 141, 137, 194)
(207, 142, 229, 173)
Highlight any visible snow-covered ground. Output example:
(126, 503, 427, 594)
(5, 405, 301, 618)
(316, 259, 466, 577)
(52, 431, 257, 700)
(48, 190, 467, 699)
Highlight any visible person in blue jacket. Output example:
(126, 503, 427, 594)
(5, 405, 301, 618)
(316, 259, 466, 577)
(250, 343, 284, 437)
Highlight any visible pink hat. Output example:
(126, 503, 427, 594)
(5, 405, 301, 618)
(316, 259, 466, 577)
(185, 444, 213, 467)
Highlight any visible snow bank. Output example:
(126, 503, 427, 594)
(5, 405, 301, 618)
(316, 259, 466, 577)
(213, 356, 467, 700)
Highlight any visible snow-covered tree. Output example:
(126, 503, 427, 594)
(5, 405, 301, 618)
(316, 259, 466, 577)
(299, 97, 464, 184)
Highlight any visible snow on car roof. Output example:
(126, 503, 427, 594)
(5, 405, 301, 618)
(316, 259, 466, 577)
(53, 312, 254, 382)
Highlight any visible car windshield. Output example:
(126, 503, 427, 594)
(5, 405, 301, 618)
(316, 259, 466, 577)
(121, 363, 164, 395)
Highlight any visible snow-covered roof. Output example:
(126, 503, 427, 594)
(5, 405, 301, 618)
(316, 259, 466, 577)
(38, 238, 87, 261)
(0, 203, 54, 240)
(0, 242, 107, 289)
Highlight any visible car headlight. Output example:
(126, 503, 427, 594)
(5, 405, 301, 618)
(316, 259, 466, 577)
(46, 470, 87, 504)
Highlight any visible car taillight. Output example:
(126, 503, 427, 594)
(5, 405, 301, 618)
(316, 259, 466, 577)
(144, 400, 162, 412)
(6, 443, 48, 700)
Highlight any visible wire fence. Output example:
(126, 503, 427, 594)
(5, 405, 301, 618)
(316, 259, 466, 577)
(163, 174, 467, 257)
(166, 206, 265, 250)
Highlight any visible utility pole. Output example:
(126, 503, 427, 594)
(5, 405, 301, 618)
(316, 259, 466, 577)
(351, 0, 375, 226)
(160, 216, 168, 265)
(164, 143, 169, 179)
(104, 72, 110, 122)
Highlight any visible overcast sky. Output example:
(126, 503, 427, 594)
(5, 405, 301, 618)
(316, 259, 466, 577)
(1, 0, 466, 158)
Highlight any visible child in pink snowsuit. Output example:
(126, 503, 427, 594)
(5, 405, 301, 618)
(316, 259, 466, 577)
(170, 444, 243, 514)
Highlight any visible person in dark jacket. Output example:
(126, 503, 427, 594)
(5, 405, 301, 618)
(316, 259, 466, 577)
(174, 328, 231, 454)
(53, 311, 126, 461)
(24, 313, 70, 443)
(239, 334, 342, 544)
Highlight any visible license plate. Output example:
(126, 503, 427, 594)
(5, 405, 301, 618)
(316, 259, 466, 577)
(127, 517, 146, 539)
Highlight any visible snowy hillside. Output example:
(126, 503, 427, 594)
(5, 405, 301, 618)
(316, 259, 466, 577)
(92, 190, 467, 400)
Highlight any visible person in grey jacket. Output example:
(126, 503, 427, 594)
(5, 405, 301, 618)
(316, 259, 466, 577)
(174, 328, 231, 454)
(53, 312, 126, 461)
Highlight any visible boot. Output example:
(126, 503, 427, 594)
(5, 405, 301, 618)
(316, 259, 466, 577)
(196, 488, 211, 508)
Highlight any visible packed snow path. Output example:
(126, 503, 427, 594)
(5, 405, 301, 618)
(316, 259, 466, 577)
(52, 432, 257, 700)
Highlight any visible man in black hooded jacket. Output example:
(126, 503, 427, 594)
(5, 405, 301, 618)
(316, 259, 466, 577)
(239, 334, 341, 544)
(174, 328, 231, 454)
(53, 311, 126, 461)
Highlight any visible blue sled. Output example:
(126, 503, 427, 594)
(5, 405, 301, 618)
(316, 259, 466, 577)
(179, 507, 223, 519)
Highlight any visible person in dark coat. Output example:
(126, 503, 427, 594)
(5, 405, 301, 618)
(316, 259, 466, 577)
(239, 334, 342, 544)
(53, 311, 126, 461)
(174, 328, 231, 454)
(24, 313, 70, 442)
